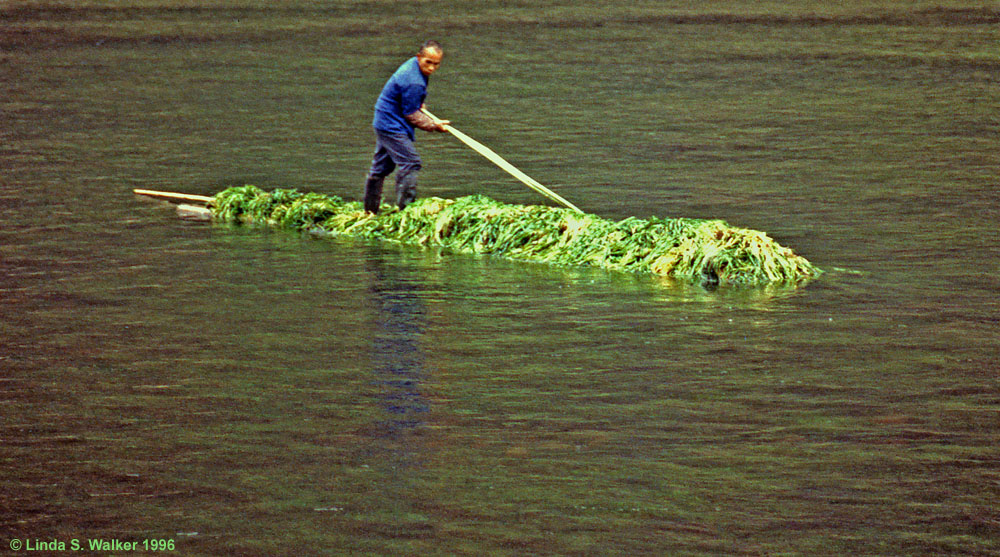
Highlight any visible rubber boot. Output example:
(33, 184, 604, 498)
(395, 171, 418, 210)
(363, 175, 384, 214)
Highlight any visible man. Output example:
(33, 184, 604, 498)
(363, 40, 450, 214)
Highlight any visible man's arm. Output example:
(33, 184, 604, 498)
(404, 109, 448, 132)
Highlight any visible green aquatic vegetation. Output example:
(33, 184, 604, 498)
(211, 185, 820, 286)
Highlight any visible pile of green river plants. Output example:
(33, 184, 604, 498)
(211, 185, 821, 286)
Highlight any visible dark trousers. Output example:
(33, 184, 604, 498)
(364, 129, 422, 213)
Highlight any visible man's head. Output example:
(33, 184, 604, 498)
(417, 40, 443, 76)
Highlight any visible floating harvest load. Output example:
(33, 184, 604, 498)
(210, 185, 820, 287)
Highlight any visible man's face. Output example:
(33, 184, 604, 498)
(417, 48, 443, 76)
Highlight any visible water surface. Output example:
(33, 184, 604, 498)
(2, 2, 998, 554)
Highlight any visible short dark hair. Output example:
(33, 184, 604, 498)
(418, 40, 442, 56)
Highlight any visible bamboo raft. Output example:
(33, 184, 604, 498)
(135, 186, 821, 287)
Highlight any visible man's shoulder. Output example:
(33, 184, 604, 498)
(391, 57, 425, 86)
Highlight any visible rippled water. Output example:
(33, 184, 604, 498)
(2, 2, 999, 554)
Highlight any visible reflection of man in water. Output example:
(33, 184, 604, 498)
(367, 249, 430, 443)
(363, 40, 450, 214)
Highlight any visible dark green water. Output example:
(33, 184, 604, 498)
(2, 2, 998, 555)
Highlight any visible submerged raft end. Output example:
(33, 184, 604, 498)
(177, 204, 213, 221)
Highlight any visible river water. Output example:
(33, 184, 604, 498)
(2, 3, 998, 555)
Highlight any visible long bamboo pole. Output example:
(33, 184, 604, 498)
(133, 189, 214, 204)
(421, 109, 583, 213)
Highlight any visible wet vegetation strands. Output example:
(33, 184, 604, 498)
(211, 185, 821, 287)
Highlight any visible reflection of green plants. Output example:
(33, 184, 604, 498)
(212, 186, 820, 286)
